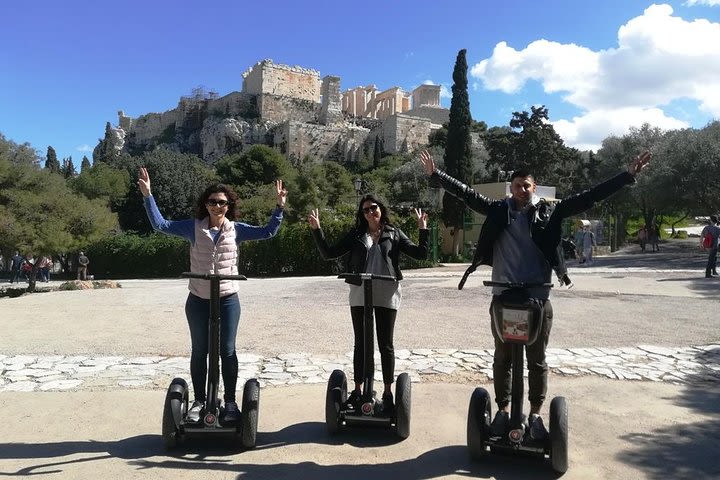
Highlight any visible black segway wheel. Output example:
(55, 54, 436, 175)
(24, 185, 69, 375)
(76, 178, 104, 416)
(394, 372, 411, 439)
(549, 396, 569, 473)
(240, 378, 260, 449)
(161, 377, 188, 449)
(325, 369, 347, 434)
(467, 387, 491, 459)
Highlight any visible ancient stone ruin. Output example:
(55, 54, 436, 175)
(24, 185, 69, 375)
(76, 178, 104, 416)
(96, 59, 449, 165)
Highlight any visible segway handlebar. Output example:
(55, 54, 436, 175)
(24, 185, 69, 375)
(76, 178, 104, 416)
(181, 272, 247, 281)
(338, 273, 396, 282)
(482, 281, 553, 289)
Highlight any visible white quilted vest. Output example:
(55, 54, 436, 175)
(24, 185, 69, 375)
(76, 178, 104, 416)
(188, 217, 239, 299)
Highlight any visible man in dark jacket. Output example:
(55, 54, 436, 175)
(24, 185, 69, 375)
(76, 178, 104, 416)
(419, 149, 650, 439)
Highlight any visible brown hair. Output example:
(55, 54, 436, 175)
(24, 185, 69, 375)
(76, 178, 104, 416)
(195, 183, 240, 220)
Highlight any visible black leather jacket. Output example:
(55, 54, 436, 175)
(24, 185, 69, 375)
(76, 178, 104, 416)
(432, 169, 636, 289)
(311, 224, 429, 285)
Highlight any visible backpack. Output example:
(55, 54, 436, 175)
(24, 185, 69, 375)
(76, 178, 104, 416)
(702, 232, 713, 249)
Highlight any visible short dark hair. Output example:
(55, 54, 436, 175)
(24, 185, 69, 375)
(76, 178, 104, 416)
(510, 170, 534, 182)
(195, 183, 240, 220)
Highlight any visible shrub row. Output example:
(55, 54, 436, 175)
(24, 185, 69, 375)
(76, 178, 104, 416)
(86, 217, 434, 279)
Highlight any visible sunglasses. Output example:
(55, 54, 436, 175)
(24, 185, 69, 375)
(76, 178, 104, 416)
(362, 204, 379, 214)
(206, 199, 229, 207)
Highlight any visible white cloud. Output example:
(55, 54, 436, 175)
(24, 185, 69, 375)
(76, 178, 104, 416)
(75, 144, 93, 153)
(684, 0, 720, 6)
(471, 4, 720, 150)
(553, 107, 689, 151)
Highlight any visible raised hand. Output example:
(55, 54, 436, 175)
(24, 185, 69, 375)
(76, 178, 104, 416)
(308, 208, 320, 230)
(419, 149, 435, 177)
(628, 150, 651, 176)
(414, 208, 429, 229)
(276, 179, 288, 207)
(137, 167, 151, 197)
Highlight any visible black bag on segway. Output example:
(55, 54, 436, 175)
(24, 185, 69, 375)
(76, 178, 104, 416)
(490, 290, 545, 345)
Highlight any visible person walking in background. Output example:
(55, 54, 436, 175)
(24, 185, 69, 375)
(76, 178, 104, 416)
(308, 195, 429, 414)
(77, 252, 90, 280)
(637, 225, 647, 253)
(9, 251, 22, 283)
(36, 255, 51, 282)
(700, 215, 720, 278)
(138, 167, 286, 424)
(648, 223, 660, 252)
(582, 225, 596, 265)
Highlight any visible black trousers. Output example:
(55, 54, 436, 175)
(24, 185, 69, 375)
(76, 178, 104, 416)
(350, 306, 397, 385)
(706, 247, 718, 275)
(490, 297, 553, 409)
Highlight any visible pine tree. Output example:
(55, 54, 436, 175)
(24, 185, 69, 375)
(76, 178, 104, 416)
(45, 146, 60, 173)
(442, 49, 474, 255)
(81, 155, 91, 172)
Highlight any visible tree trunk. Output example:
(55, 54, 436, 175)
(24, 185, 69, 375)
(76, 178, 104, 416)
(670, 213, 689, 236)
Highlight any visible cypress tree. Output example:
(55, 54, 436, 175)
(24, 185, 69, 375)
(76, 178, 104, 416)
(81, 155, 91, 172)
(45, 146, 60, 173)
(442, 49, 474, 254)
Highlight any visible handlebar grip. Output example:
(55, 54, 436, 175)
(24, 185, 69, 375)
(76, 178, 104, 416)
(181, 272, 247, 281)
(338, 273, 396, 282)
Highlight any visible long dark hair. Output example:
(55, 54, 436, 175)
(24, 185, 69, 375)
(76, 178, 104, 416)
(355, 194, 392, 232)
(195, 183, 240, 220)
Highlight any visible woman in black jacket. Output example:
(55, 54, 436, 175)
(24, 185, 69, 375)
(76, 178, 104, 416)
(308, 194, 429, 412)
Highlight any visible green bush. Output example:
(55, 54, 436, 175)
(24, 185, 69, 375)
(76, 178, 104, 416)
(672, 230, 689, 239)
(85, 210, 435, 279)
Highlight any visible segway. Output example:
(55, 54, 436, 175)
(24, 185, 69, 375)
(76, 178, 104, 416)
(325, 273, 411, 439)
(161, 272, 260, 450)
(467, 281, 568, 474)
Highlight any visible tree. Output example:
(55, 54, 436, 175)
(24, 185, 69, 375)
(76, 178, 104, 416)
(0, 132, 40, 166)
(112, 148, 218, 233)
(0, 156, 117, 291)
(81, 155, 92, 172)
(70, 161, 130, 209)
(216, 145, 293, 197)
(45, 146, 60, 173)
(442, 49, 474, 255)
(61, 157, 77, 178)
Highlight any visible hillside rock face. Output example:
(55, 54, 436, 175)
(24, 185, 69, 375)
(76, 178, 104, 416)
(97, 59, 448, 165)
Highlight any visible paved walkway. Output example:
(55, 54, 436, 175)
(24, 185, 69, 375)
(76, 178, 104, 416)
(3, 344, 718, 393)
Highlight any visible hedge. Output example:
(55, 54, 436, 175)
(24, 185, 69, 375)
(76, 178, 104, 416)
(86, 216, 434, 279)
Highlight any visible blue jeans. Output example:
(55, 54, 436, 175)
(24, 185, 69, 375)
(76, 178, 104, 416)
(185, 293, 241, 402)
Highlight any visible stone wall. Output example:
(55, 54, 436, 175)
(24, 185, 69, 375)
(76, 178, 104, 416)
(403, 105, 449, 126)
(259, 94, 319, 124)
(274, 121, 371, 164)
(382, 114, 436, 154)
(242, 59, 321, 102)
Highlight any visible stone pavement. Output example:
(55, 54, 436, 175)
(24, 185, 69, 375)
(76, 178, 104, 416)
(2, 344, 718, 393)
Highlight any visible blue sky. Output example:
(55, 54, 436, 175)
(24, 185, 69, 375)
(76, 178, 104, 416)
(1, 0, 719, 167)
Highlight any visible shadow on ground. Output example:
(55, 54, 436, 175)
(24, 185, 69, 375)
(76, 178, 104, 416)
(616, 347, 720, 479)
(129, 444, 564, 480)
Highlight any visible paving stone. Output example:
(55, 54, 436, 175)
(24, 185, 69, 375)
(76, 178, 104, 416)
(2, 381, 37, 391)
(558, 368, 580, 375)
(286, 365, 320, 373)
(638, 345, 677, 356)
(123, 356, 165, 365)
(118, 379, 152, 387)
(432, 364, 457, 374)
(5, 355, 37, 365)
(411, 349, 433, 356)
(39, 379, 83, 391)
(12, 369, 62, 378)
